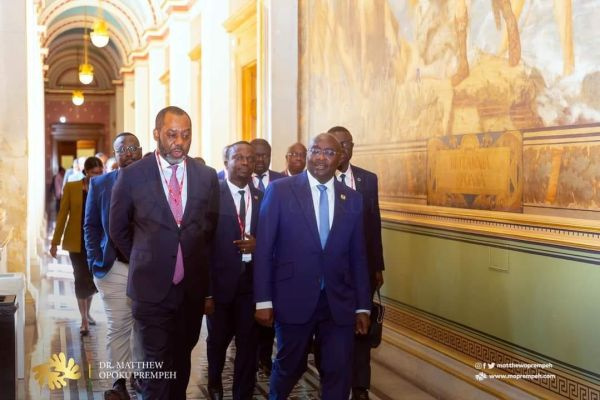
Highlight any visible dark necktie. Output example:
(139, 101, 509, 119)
(340, 173, 347, 186)
(258, 174, 266, 192)
(238, 189, 246, 239)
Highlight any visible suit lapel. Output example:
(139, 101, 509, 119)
(181, 159, 197, 226)
(351, 164, 363, 192)
(324, 180, 345, 251)
(147, 156, 179, 230)
(250, 188, 260, 236)
(292, 173, 322, 250)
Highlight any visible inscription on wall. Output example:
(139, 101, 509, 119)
(428, 131, 523, 212)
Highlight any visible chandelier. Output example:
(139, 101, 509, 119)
(79, 26, 94, 84)
(90, 1, 109, 48)
(72, 90, 84, 106)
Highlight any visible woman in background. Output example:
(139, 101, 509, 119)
(50, 156, 103, 336)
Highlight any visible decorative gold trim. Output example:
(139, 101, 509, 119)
(159, 69, 170, 85)
(223, 0, 256, 33)
(44, 88, 115, 95)
(381, 202, 600, 251)
(188, 45, 201, 61)
(383, 302, 600, 399)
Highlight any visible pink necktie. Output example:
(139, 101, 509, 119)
(168, 165, 184, 284)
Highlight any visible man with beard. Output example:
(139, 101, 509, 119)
(84, 132, 143, 399)
(254, 133, 371, 399)
(110, 106, 219, 399)
(206, 141, 262, 400)
(328, 126, 385, 400)
(282, 142, 307, 176)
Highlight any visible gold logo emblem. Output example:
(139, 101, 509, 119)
(32, 352, 81, 390)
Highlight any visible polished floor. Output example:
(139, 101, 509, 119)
(20, 218, 433, 399)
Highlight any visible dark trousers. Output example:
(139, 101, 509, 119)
(257, 325, 275, 369)
(132, 283, 203, 400)
(270, 292, 354, 400)
(352, 287, 376, 390)
(206, 291, 258, 399)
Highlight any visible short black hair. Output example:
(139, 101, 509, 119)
(83, 156, 103, 174)
(113, 131, 136, 144)
(226, 141, 252, 159)
(155, 106, 190, 131)
(250, 138, 271, 151)
(327, 126, 351, 136)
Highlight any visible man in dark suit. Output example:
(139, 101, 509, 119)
(250, 138, 286, 374)
(110, 106, 219, 400)
(328, 126, 385, 400)
(254, 133, 371, 399)
(84, 132, 143, 399)
(281, 142, 307, 176)
(206, 141, 263, 400)
(250, 138, 285, 191)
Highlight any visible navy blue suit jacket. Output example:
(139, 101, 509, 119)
(254, 172, 371, 326)
(217, 170, 226, 181)
(109, 155, 219, 304)
(84, 170, 120, 278)
(210, 181, 262, 304)
(351, 165, 385, 275)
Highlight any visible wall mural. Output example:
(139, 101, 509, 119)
(299, 0, 600, 215)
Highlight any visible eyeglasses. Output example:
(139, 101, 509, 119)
(286, 152, 307, 158)
(114, 145, 141, 154)
(308, 148, 338, 158)
(231, 155, 256, 163)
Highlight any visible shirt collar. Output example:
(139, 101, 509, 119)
(252, 170, 270, 179)
(335, 164, 353, 180)
(307, 171, 335, 191)
(226, 179, 250, 195)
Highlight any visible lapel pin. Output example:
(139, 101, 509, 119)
(253, 195, 259, 200)
(340, 194, 346, 200)
(357, 177, 362, 182)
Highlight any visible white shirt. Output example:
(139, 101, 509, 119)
(335, 165, 356, 190)
(156, 152, 188, 223)
(307, 171, 334, 231)
(252, 170, 271, 189)
(226, 179, 253, 262)
(256, 172, 368, 314)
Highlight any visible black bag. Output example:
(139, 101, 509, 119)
(369, 289, 385, 348)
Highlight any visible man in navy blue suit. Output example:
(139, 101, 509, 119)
(250, 138, 286, 374)
(206, 141, 263, 400)
(254, 133, 371, 399)
(84, 132, 143, 399)
(110, 106, 219, 399)
(329, 126, 385, 400)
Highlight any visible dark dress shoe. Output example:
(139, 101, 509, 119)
(104, 378, 130, 400)
(207, 385, 224, 400)
(352, 388, 370, 400)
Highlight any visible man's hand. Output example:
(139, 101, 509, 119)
(375, 271, 384, 289)
(204, 298, 215, 316)
(355, 312, 370, 335)
(233, 233, 256, 254)
(49, 244, 58, 259)
(255, 308, 274, 327)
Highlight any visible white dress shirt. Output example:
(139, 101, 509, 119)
(335, 165, 356, 190)
(252, 170, 271, 189)
(226, 179, 253, 262)
(156, 152, 188, 223)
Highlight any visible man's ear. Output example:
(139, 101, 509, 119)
(153, 129, 159, 141)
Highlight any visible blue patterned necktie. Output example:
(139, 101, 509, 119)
(258, 174, 266, 192)
(317, 185, 329, 249)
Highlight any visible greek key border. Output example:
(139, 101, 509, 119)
(384, 304, 600, 399)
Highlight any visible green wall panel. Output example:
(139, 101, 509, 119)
(381, 223, 600, 374)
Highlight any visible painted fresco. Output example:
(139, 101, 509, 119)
(299, 0, 600, 213)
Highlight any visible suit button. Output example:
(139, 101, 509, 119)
(172, 254, 176, 258)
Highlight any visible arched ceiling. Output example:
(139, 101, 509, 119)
(39, 0, 166, 91)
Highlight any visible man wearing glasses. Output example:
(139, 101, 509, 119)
(282, 142, 307, 176)
(254, 133, 371, 399)
(84, 132, 143, 399)
(328, 126, 385, 400)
